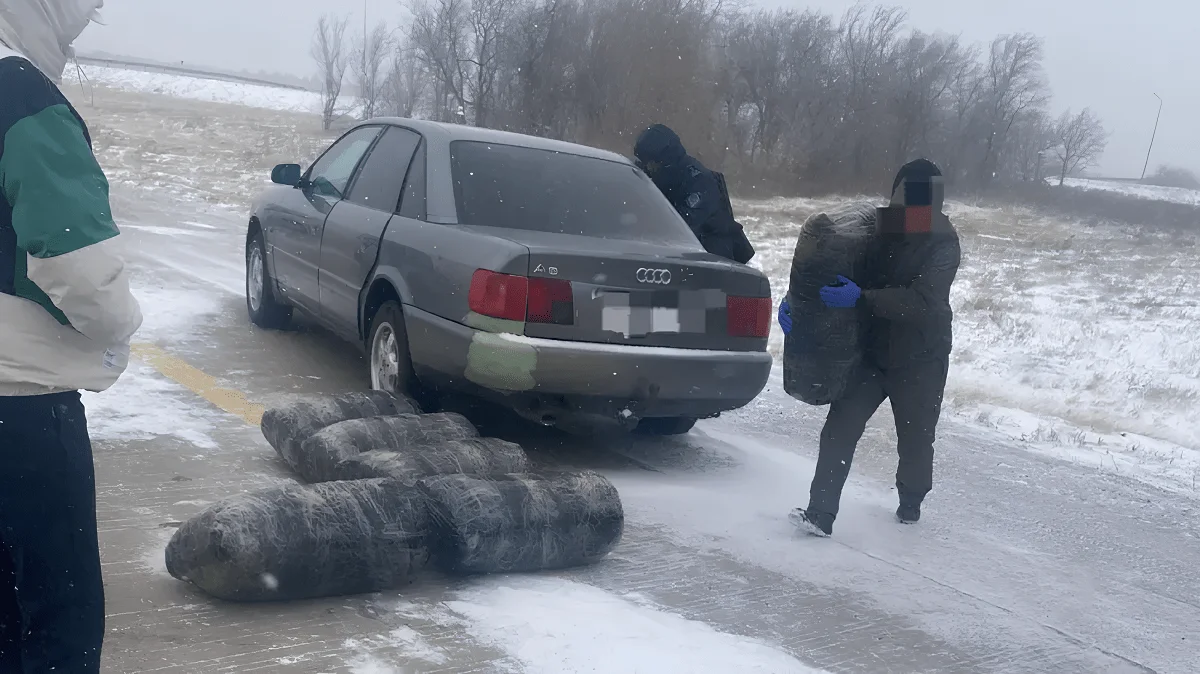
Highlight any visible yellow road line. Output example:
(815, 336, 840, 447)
(131, 343, 263, 426)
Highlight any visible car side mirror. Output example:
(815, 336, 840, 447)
(271, 163, 303, 187)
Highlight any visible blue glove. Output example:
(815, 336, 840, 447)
(819, 275, 861, 308)
(778, 300, 792, 335)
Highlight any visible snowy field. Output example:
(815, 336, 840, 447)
(1063, 177, 1200, 206)
(67, 67, 1200, 673)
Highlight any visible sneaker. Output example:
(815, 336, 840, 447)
(896, 502, 921, 524)
(789, 508, 833, 537)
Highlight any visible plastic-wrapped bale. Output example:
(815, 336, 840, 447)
(418, 471, 623, 575)
(293, 412, 481, 483)
(336, 437, 531, 484)
(164, 479, 430, 602)
(783, 203, 876, 406)
(260, 391, 418, 474)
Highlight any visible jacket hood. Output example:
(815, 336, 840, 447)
(889, 158, 945, 213)
(0, 0, 103, 82)
(634, 124, 687, 167)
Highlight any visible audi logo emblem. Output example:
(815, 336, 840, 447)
(636, 268, 672, 284)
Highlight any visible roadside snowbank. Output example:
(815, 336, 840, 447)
(1063, 178, 1200, 206)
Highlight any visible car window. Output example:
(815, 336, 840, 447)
(449, 140, 697, 244)
(307, 126, 381, 200)
(346, 127, 422, 212)
(398, 141, 427, 220)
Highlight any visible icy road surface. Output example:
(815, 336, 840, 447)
(69, 82, 1199, 673)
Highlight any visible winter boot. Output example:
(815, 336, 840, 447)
(789, 508, 834, 537)
(896, 498, 922, 524)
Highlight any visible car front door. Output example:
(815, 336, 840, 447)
(268, 125, 381, 314)
(318, 126, 422, 341)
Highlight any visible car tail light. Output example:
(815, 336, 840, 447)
(727, 296, 771, 338)
(469, 269, 528, 321)
(527, 278, 574, 325)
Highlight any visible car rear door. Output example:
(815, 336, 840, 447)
(268, 125, 380, 314)
(318, 126, 422, 341)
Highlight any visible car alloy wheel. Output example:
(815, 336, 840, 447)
(370, 322, 401, 393)
(247, 245, 265, 313)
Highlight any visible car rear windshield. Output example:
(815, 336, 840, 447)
(450, 140, 699, 244)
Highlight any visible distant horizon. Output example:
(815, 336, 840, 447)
(73, 0, 1197, 178)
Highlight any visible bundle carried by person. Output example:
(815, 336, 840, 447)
(782, 203, 876, 405)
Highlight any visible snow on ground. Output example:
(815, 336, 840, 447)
(1063, 177, 1200, 206)
(75, 64, 358, 118)
(424, 577, 825, 674)
(81, 362, 219, 449)
(738, 196, 1200, 495)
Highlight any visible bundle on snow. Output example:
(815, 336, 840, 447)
(293, 412, 481, 483)
(260, 391, 417, 473)
(164, 479, 430, 602)
(337, 437, 531, 484)
(418, 471, 624, 575)
(783, 203, 876, 406)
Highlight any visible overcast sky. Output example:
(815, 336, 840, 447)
(76, 0, 1197, 177)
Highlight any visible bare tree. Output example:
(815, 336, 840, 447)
(408, 0, 470, 122)
(1147, 164, 1200, 189)
(382, 41, 428, 118)
(312, 14, 352, 130)
(974, 33, 1047, 185)
(352, 21, 393, 120)
(1052, 107, 1107, 185)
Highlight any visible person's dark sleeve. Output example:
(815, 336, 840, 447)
(677, 171, 723, 234)
(860, 235, 960, 323)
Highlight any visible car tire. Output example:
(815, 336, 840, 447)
(246, 230, 292, 329)
(633, 417, 698, 436)
(367, 300, 425, 402)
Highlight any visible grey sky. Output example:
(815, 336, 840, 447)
(75, 0, 1197, 177)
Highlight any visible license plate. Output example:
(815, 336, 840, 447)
(597, 290, 719, 336)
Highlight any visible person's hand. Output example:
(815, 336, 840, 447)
(778, 300, 792, 335)
(819, 275, 861, 308)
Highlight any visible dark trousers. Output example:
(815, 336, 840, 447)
(808, 358, 948, 519)
(0, 392, 105, 673)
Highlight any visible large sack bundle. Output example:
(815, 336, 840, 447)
(293, 413, 480, 483)
(783, 203, 876, 405)
(337, 437, 531, 484)
(419, 471, 623, 575)
(164, 479, 430, 602)
(260, 391, 417, 471)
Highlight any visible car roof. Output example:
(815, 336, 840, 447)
(364, 117, 632, 165)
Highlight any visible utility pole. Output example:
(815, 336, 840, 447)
(1140, 93, 1162, 180)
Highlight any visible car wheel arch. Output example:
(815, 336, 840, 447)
(361, 276, 404, 342)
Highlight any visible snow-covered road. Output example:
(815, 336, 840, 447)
(70, 81, 1199, 673)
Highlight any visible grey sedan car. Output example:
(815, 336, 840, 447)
(246, 119, 772, 434)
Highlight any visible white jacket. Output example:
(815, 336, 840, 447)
(0, 43, 142, 396)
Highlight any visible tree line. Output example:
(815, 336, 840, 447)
(312, 1, 1109, 193)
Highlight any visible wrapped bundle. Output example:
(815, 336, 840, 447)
(783, 203, 876, 405)
(164, 479, 430, 602)
(337, 437, 531, 484)
(419, 471, 624, 575)
(294, 413, 480, 483)
(260, 391, 417, 473)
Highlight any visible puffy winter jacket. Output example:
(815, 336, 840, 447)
(0, 45, 142, 396)
(859, 159, 960, 368)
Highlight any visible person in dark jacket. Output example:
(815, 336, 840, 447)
(780, 158, 961, 537)
(633, 124, 754, 263)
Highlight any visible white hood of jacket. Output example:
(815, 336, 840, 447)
(0, 0, 103, 82)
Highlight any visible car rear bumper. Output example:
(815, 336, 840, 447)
(404, 305, 772, 420)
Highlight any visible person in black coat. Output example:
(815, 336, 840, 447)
(782, 158, 961, 537)
(633, 124, 754, 263)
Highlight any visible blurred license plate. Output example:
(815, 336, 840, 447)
(602, 305, 680, 336)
